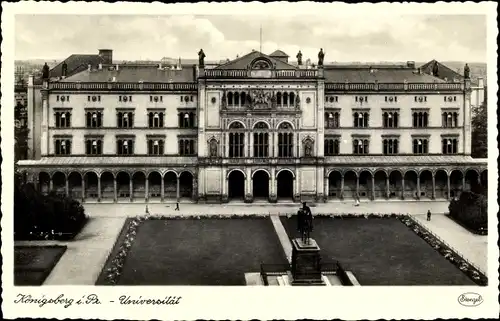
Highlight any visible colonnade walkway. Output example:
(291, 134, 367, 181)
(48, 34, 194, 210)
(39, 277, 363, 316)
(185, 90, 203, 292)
(15, 200, 488, 284)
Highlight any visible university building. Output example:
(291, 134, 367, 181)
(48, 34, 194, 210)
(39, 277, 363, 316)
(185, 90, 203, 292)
(18, 49, 488, 203)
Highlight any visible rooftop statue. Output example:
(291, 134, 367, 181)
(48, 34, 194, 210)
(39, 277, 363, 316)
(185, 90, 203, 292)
(198, 49, 206, 68)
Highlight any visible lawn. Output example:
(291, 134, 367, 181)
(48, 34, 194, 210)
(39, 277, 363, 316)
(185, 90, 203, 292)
(280, 216, 475, 285)
(14, 245, 67, 286)
(97, 217, 287, 285)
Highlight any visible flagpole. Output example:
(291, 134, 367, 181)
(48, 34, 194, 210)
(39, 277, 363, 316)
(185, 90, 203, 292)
(260, 25, 262, 53)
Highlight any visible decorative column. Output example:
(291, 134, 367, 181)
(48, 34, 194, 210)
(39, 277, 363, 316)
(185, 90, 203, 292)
(323, 176, 329, 201)
(145, 178, 149, 202)
(447, 174, 451, 200)
(371, 175, 375, 200)
(249, 133, 254, 157)
(49, 177, 53, 192)
(385, 175, 390, 199)
(160, 177, 165, 202)
(244, 131, 249, 157)
(176, 176, 180, 201)
(245, 168, 252, 203)
(65, 177, 69, 197)
(192, 175, 198, 202)
(431, 174, 436, 200)
(129, 179, 133, 202)
(356, 174, 360, 198)
(269, 167, 277, 203)
(97, 176, 101, 202)
(273, 132, 278, 157)
(401, 177, 405, 200)
(81, 175, 86, 202)
(113, 177, 118, 202)
(225, 133, 229, 158)
(416, 175, 421, 200)
(340, 174, 345, 200)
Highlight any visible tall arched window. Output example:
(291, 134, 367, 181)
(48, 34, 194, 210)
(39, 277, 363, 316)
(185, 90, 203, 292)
(253, 122, 269, 158)
(228, 122, 245, 158)
(278, 122, 294, 157)
(290, 92, 295, 105)
(325, 112, 340, 128)
(383, 138, 399, 155)
(227, 92, 234, 106)
(277, 92, 282, 106)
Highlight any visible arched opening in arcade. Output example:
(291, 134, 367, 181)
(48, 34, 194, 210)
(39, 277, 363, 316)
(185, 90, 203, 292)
(328, 171, 342, 199)
(449, 170, 464, 199)
(388, 171, 403, 199)
(100, 171, 114, 201)
(277, 170, 294, 200)
(38, 172, 51, 195)
(228, 170, 245, 200)
(148, 172, 162, 200)
(52, 172, 66, 197)
(84, 172, 99, 200)
(373, 171, 387, 199)
(163, 172, 178, 200)
(179, 171, 193, 199)
(68, 172, 82, 199)
(419, 170, 433, 199)
(132, 172, 146, 201)
(252, 170, 269, 200)
(434, 170, 448, 199)
(116, 171, 131, 200)
(464, 169, 480, 193)
(358, 170, 372, 199)
(403, 171, 418, 199)
(343, 171, 357, 199)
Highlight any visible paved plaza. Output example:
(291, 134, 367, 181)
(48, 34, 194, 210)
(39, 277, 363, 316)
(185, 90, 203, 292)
(14, 201, 488, 285)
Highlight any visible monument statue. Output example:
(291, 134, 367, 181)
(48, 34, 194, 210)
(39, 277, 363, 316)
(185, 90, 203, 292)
(198, 49, 206, 68)
(297, 202, 313, 244)
(295, 93, 301, 107)
(209, 139, 218, 157)
(464, 63, 470, 79)
(42, 62, 50, 80)
(296, 50, 303, 65)
(221, 92, 227, 109)
(304, 140, 313, 157)
(318, 48, 325, 66)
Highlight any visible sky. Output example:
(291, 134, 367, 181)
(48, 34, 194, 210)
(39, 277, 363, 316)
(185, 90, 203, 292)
(15, 14, 487, 63)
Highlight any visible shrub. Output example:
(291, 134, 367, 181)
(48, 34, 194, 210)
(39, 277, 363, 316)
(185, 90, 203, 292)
(448, 191, 487, 234)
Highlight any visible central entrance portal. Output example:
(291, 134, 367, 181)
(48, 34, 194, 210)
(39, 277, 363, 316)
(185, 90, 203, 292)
(277, 170, 294, 200)
(228, 170, 245, 200)
(252, 170, 269, 200)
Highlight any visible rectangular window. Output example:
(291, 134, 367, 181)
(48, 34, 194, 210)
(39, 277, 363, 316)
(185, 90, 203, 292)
(85, 138, 103, 155)
(353, 112, 369, 128)
(253, 133, 269, 158)
(442, 111, 459, 128)
(324, 138, 340, 156)
(412, 111, 429, 128)
(54, 111, 72, 128)
(54, 138, 72, 155)
(382, 111, 399, 128)
(278, 133, 294, 157)
(116, 138, 134, 155)
(178, 139, 196, 156)
(85, 111, 103, 128)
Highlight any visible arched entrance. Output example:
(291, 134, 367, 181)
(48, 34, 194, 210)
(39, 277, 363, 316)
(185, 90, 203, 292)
(328, 170, 342, 199)
(52, 171, 66, 197)
(100, 171, 114, 201)
(179, 171, 193, 199)
(434, 170, 448, 199)
(252, 170, 269, 200)
(403, 171, 418, 199)
(419, 170, 433, 199)
(84, 172, 99, 200)
(277, 170, 294, 200)
(358, 170, 372, 199)
(373, 171, 387, 199)
(68, 172, 82, 199)
(388, 171, 402, 199)
(449, 170, 463, 199)
(38, 172, 51, 195)
(116, 171, 131, 200)
(148, 171, 162, 200)
(343, 171, 357, 199)
(132, 172, 146, 200)
(163, 171, 177, 200)
(228, 170, 245, 200)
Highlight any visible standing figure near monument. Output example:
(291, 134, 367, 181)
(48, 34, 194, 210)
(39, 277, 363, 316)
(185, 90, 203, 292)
(318, 48, 325, 66)
(198, 49, 206, 68)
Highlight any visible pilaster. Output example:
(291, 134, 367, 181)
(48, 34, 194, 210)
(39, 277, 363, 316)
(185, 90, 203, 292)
(197, 76, 207, 157)
(40, 88, 49, 156)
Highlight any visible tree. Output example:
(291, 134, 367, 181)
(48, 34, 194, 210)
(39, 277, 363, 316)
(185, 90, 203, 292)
(471, 86, 487, 158)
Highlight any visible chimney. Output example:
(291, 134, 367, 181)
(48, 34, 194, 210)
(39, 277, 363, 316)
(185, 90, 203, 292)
(116, 64, 119, 71)
(407, 61, 415, 69)
(98, 63, 103, 70)
(88, 64, 91, 72)
(98, 49, 113, 64)
(192, 64, 198, 80)
(158, 63, 162, 70)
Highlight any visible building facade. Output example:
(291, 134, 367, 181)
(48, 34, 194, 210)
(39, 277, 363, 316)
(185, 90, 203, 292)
(18, 49, 488, 203)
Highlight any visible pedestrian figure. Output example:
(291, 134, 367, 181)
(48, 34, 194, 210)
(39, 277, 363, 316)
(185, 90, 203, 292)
(145, 205, 149, 214)
(427, 210, 431, 221)
(175, 201, 180, 211)
(354, 193, 360, 207)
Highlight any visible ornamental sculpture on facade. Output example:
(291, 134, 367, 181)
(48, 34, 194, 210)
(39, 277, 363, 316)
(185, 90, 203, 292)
(251, 89, 272, 109)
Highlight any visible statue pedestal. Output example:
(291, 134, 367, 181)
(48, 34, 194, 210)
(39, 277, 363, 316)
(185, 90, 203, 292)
(291, 238, 325, 286)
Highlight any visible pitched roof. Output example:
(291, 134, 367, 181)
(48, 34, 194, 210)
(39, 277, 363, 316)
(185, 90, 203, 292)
(269, 50, 289, 57)
(59, 65, 196, 83)
(324, 67, 445, 83)
(215, 50, 296, 70)
(50, 54, 104, 79)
